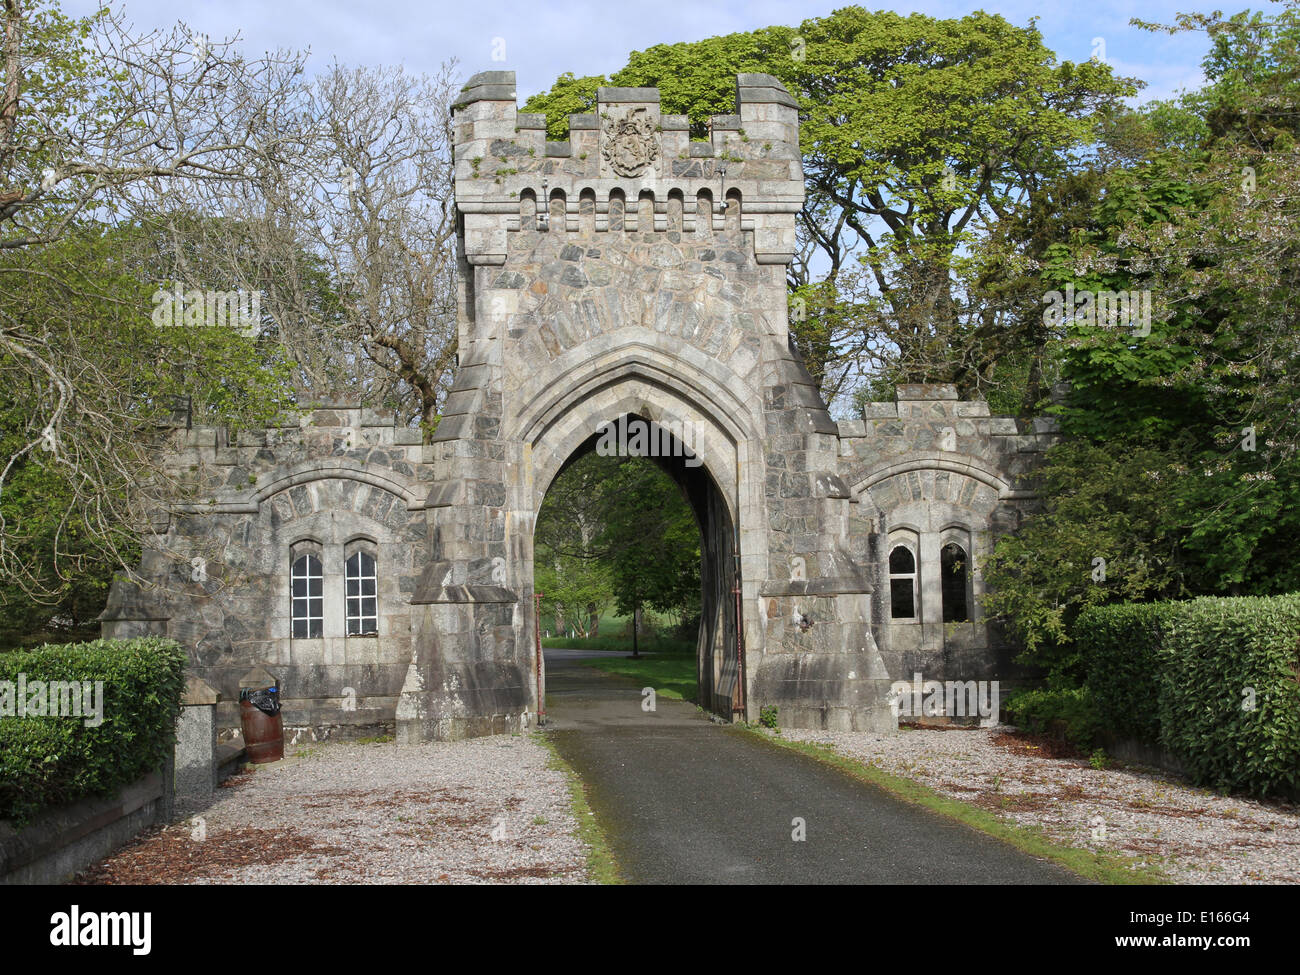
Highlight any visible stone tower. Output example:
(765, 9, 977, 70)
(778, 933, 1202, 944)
(396, 70, 897, 740)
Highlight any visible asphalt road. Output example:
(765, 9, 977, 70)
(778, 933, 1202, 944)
(543, 653, 1085, 885)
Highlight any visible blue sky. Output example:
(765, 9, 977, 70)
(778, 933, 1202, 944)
(64, 0, 1235, 105)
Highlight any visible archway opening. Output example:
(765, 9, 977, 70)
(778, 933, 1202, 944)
(532, 414, 740, 719)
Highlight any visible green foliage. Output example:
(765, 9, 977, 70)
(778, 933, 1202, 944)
(759, 704, 779, 730)
(981, 438, 1187, 678)
(535, 451, 702, 639)
(1078, 602, 1179, 743)
(525, 7, 1135, 397)
(1088, 748, 1110, 771)
(1155, 595, 1300, 797)
(1074, 594, 1300, 797)
(0, 637, 188, 824)
(1001, 686, 1103, 749)
(0, 224, 295, 639)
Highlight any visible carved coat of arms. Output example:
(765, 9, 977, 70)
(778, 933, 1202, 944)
(601, 108, 659, 177)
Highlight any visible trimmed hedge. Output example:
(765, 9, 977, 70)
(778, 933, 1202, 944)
(0, 638, 187, 824)
(1076, 595, 1300, 798)
(1078, 602, 1179, 744)
(1158, 595, 1300, 797)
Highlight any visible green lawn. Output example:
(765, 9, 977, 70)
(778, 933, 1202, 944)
(574, 653, 698, 702)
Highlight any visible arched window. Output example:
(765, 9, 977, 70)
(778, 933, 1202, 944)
(291, 553, 323, 639)
(889, 544, 918, 620)
(941, 542, 970, 623)
(346, 549, 378, 636)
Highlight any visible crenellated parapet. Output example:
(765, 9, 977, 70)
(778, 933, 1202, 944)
(452, 71, 803, 266)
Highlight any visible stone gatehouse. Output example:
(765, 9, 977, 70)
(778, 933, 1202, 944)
(100, 72, 1055, 741)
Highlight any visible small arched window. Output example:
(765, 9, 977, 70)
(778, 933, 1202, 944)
(291, 553, 323, 639)
(889, 544, 918, 620)
(346, 549, 378, 636)
(941, 542, 970, 623)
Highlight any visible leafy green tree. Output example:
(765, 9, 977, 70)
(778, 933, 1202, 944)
(983, 3, 1300, 677)
(524, 8, 1136, 403)
(534, 451, 702, 652)
(0, 223, 294, 642)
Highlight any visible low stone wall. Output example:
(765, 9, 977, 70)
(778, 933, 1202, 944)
(0, 771, 171, 885)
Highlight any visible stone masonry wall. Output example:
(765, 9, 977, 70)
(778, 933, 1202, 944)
(101, 404, 429, 737)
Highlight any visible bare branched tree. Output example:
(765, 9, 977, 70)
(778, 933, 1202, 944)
(0, 2, 309, 605)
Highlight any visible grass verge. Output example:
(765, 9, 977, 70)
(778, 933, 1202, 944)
(737, 727, 1171, 885)
(574, 653, 697, 702)
(533, 732, 623, 885)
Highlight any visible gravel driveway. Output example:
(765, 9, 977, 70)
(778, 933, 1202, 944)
(77, 735, 589, 885)
(785, 726, 1300, 884)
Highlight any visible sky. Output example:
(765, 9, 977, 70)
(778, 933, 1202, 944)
(60, 0, 1232, 106)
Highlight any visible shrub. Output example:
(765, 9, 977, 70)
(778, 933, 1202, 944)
(1001, 686, 1102, 748)
(1156, 595, 1300, 797)
(0, 637, 187, 824)
(1078, 601, 1179, 743)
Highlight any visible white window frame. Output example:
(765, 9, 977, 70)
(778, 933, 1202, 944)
(888, 538, 919, 621)
(345, 548, 379, 636)
(291, 551, 324, 639)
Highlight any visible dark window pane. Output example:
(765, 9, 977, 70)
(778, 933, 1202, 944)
(889, 546, 915, 574)
(308, 578, 322, 597)
(942, 543, 969, 623)
(360, 552, 375, 575)
(361, 579, 376, 596)
(292, 618, 307, 639)
(292, 597, 307, 618)
(308, 619, 322, 639)
(347, 579, 360, 597)
(890, 578, 915, 619)
(362, 597, 377, 618)
(362, 618, 377, 634)
(293, 578, 307, 597)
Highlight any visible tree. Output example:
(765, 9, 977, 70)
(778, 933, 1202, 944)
(0, 1, 306, 610)
(534, 452, 702, 652)
(982, 2, 1300, 677)
(601, 459, 701, 656)
(181, 61, 462, 429)
(524, 8, 1137, 406)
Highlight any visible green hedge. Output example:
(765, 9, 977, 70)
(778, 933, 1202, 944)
(1078, 602, 1179, 744)
(1076, 595, 1300, 798)
(0, 638, 187, 824)
(1157, 595, 1300, 797)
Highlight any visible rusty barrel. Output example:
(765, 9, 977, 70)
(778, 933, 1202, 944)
(239, 686, 284, 763)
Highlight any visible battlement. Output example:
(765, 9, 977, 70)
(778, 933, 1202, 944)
(453, 71, 803, 266)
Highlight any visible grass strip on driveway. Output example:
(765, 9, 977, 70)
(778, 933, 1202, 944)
(738, 727, 1171, 886)
(534, 731, 624, 885)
